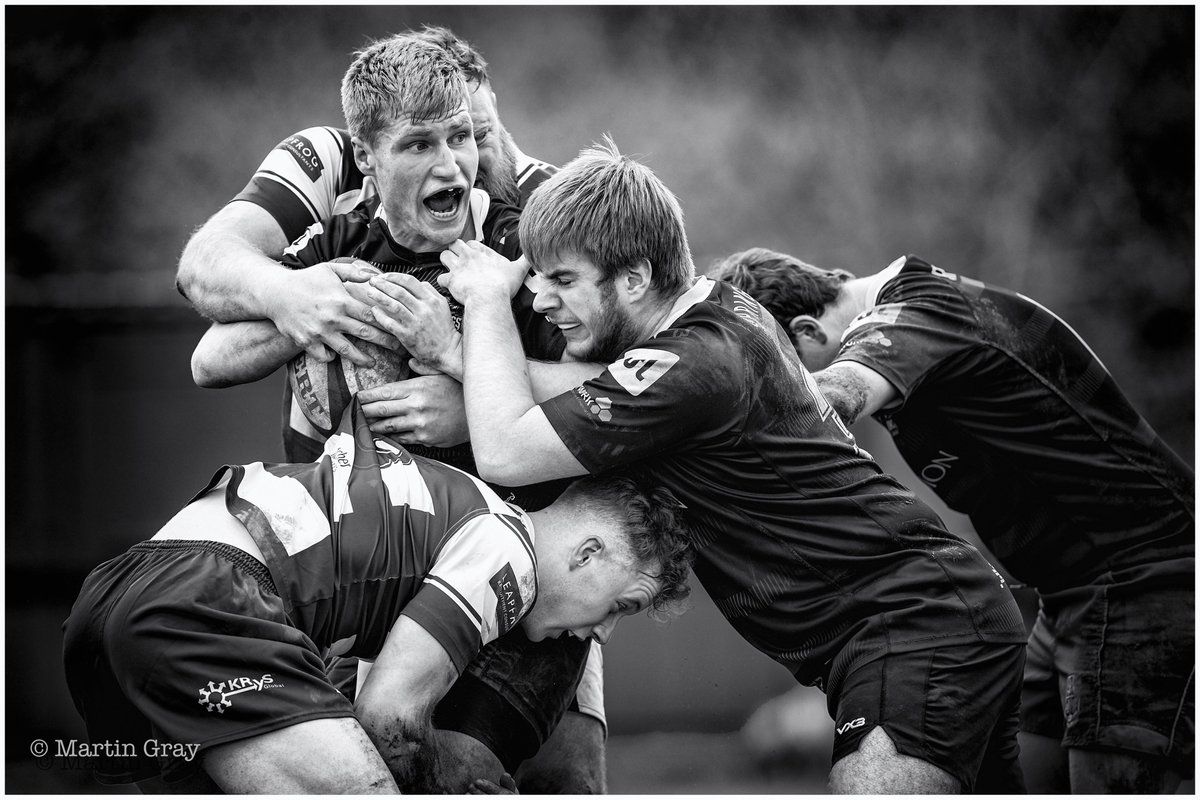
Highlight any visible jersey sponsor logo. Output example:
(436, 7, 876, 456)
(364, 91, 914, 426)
(919, 449, 959, 487)
(196, 674, 282, 713)
(279, 134, 324, 182)
(844, 303, 904, 340)
(573, 386, 613, 422)
(490, 563, 523, 635)
(728, 285, 766, 327)
(608, 348, 679, 397)
(835, 716, 867, 735)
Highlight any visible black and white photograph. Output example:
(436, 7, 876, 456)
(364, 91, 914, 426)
(6, 5, 1194, 794)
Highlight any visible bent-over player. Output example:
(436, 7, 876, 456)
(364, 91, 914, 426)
(380, 138, 1033, 792)
(62, 400, 692, 793)
(715, 248, 1195, 793)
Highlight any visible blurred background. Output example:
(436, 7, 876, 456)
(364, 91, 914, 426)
(6, 5, 1193, 793)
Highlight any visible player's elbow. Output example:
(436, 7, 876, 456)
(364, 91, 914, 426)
(191, 346, 234, 389)
(473, 448, 528, 486)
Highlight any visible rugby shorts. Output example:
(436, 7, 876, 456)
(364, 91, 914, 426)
(1021, 557, 1194, 775)
(62, 540, 354, 784)
(827, 639, 1027, 792)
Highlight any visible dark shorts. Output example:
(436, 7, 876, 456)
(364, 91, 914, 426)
(827, 640, 1027, 792)
(62, 540, 355, 784)
(328, 632, 593, 771)
(1021, 558, 1194, 775)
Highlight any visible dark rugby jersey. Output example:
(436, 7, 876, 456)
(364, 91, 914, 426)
(193, 401, 537, 672)
(233, 126, 557, 242)
(833, 255, 1194, 590)
(540, 277, 1027, 686)
(278, 190, 566, 511)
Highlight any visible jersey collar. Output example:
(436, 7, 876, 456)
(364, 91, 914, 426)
(655, 275, 714, 335)
(860, 255, 908, 307)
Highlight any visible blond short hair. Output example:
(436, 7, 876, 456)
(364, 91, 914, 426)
(341, 34, 468, 145)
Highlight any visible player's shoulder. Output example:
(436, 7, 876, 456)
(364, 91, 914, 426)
(516, 155, 558, 204)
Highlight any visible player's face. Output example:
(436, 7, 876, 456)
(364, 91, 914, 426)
(468, 84, 519, 206)
(359, 105, 478, 252)
(533, 254, 643, 362)
(522, 557, 662, 645)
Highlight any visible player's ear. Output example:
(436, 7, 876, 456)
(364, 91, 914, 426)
(570, 536, 605, 570)
(622, 258, 654, 301)
(351, 137, 377, 177)
(788, 315, 828, 346)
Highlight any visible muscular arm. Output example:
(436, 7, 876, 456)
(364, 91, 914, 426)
(813, 361, 898, 426)
(177, 203, 392, 365)
(460, 296, 589, 485)
(176, 202, 293, 322)
(191, 319, 301, 388)
(355, 616, 475, 793)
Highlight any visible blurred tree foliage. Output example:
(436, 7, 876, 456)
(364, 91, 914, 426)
(5, 5, 1193, 456)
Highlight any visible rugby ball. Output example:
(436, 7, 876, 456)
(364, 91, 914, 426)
(288, 338, 409, 438)
(287, 256, 409, 437)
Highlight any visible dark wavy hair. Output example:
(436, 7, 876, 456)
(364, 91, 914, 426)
(562, 474, 695, 619)
(711, 247, 853, 329)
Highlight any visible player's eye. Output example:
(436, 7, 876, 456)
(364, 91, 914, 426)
(452, 131, 471, 145)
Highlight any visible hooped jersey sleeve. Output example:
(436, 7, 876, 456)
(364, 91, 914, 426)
(232, 126, 370, 243)
(833, 257, 981, 410)
(539, 321, 747, 474)
(401, 507, 538, 672)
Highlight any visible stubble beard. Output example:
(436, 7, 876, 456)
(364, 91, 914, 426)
(477, 127, 521, 206)
(581, 280, 643, 364)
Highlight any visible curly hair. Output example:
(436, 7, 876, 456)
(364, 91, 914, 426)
(710, 247, 853, 330)
(561, 474, 695, 619)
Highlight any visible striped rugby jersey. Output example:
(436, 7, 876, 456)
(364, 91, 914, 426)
(540, 277, 1028, 687)
(275, 189, 568, 513)
(232, 126, 557, 242)
(834, 255, 1194, 590)
(192, 400, 538, 672)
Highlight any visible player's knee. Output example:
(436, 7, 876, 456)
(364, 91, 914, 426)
(829, 726, 959, 794)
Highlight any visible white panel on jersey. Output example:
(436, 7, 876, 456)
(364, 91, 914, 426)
(426, 514, 537, 644)
(608, 348, 680, 397)
(574, 641, 608, 730)
(237, 462, 333, 556)
(374, 438, 437, 514)
(320, 432, 357, 520)
(282, 221, 325, 258)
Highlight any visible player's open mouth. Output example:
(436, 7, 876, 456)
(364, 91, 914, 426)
(424, 187, 465, 219)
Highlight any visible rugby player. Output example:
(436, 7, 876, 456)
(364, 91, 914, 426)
(397, 138, 1032, 793)
(714, 248, 1195, 793)
(185, 34, 607, 791)
(62, 400, 693, 793)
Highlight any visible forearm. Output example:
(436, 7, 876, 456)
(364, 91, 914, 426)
(358, 708, 445, 793)
(178, 227, 295, 322)
(462, 299, 539, 467)
(814, 365, 875, 425)
(192, 320, 302, 388)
